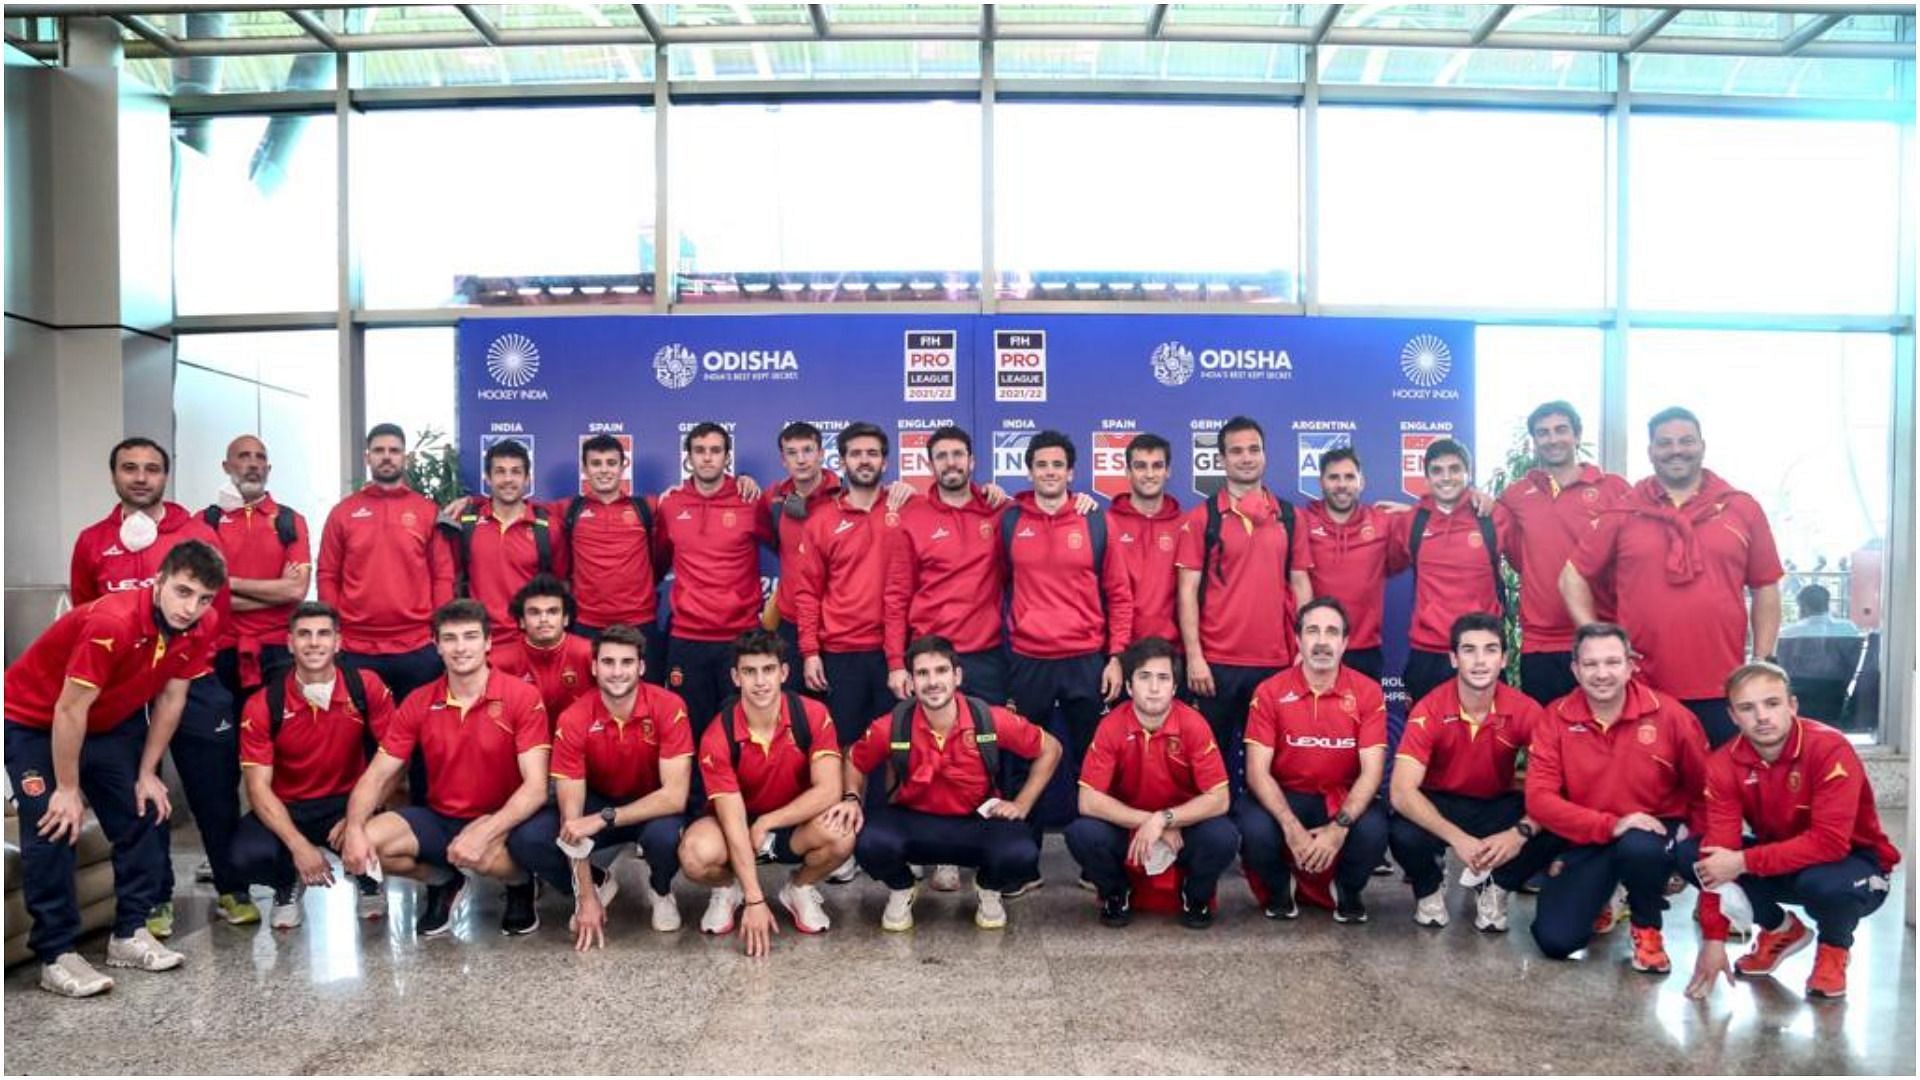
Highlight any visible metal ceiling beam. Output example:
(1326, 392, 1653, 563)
(1311, 5, 1344, 46)
(284, 9, 339, 51)
(453, 4, 502, 47)
(807, 4, 829, 39)
(632, 4, 664, 43)
(114, 12, 184, 57)
(1626, 8, 1681, 51)
(1469, 5, 1514, 45)
(1146, 4, 1170, 39)
(1780, 12, 1846, 54)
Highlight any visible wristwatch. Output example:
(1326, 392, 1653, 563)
(600, 806, 618, 827)
(1160, 809, 1176, 829)
(1333, 809, 1354, 828)
(1516, 820, 1537, 839)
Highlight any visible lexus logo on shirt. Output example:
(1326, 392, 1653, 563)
(1285, 734, 1356, 750)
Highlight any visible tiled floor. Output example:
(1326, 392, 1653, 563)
(5, 824, 1913, 1075)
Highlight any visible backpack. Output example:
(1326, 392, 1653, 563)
(1407, 507, 1510, 619)
(886, 695, 1001, 800)
(203, 503, 299, 548)
(1198, 487, 1297, 616)
(999, 504, 1108, 581)
(258, 662, 371, 740)
(441, 503, 552, 598)
(563, 493, 653, 539)
(716, 692, 813, 768)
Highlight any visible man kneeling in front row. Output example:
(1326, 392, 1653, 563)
(1066, 636, 1236, 930)
(1683, 662, 1900, 1001)
(842, 635, 1063, 932)
(232, 601, 395, 929)
(339, 599, 553, 938)
(678, 630, 855, 957)
(507, 623, 692, 949)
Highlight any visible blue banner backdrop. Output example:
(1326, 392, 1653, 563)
(456, 313, 1474, 696)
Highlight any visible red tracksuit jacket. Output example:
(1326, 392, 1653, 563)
(1106, 493, 1183, 649)
(791, 490, 896, 656)
(1525, 679, 1708, 846)
(1003, 491, 1132, 659)
(883, 485, 1005, 669)
(317, 484, 454, 655)
(655, 477, 774, 642)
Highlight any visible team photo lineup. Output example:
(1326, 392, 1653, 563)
(6, 398, 1902, 1008)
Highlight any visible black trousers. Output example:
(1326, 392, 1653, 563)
(821, 649, 898, 747)
(1194, 663, 1279, 798)
(1008, 652, 1106, 767)
(1385, 790, 1560, 897)
(1519, 651, 1576, 708)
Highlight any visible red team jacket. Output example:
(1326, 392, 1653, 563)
(4, 589, 220, 732)
(883, 485, 1006, 669)
(1003, 492, 1132, 659)
(555, 492, 660, 631)
(1299, 501, 1402, 652)
(490, 633, 596, 723)
(655, 477, 775, 643)
(790, 490, 895, 656)
(457, 498, 571, 636)
(1389, 496, 1514, 655)
(1497, 465, 1630, 655)
(203, 494, 312, 656)
(1105, 493, 1183, 649)
(317, 485, 454, 655)
(69, 502, 220, 606)
(765, 472, 841, 627)
(1525, 680, 1708, 846)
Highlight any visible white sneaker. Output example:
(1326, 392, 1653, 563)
(929, 864, 962, 892)
(106, 928, 184, 972)
(882, 885, 918, 932)
(779, 879, 831, 934)
(1475, 882, 1511, 933)
(700, 883, 743, 935)
(826, 857, 860, 885)
(974, 886, 1007, 930)
(39, 952, 114, 997)
(1593, 883, 1630, 935)
(1414, 890, 1450, 928)
(649, 887, 682, 933)
(270, 885, 306, 930)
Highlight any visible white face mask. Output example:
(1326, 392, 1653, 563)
(119, 510, 159, 553)
(215, 480, 246, 512)
(301, 678, 336, 710)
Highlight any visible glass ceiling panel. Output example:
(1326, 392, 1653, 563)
(658, 4, 812, 27)
(123, 11, 305, 39)
(1163, 4, 1325, 28)
(477, 4, 646, 31)
(1662, 9, 1795, 40)
(995, 4, 1154, 24)
(823, 4, 981, 26)
(334, 7, 482, 36)
(1335, 5, 1484, 31)
(1809, 14, 1909, 43)
(1503, 6, 1608, 36)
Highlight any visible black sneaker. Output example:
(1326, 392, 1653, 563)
(1179, 892, 1214, 930)
(1098, 889, 1132, 928)
(417, 874, 466, 937)
(501, 880, 541, 936)
(1333, 884, 1369, 925)
(1263, 878, 1300, 920)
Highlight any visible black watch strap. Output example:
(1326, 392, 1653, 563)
(600, 806, 619, 826)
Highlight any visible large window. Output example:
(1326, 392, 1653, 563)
(173, 113, 337, 315)
(993, 103, 1299, 301)
(1473, 326, 1606, 487)
(355, 106, 655, 308)
(365, 327, 457, 456)
(1319, 107, 1607, 309)
(1629, 117, 1903, 314)
(175, 331, 342, 530)
(670, 102, 980, 299)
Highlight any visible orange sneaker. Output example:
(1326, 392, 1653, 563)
(1735, 912, 1811, 977)
(1593, 885, 1629, 935)
(1805, 943, 1849, 999)
(1629, 925, 1671, 974)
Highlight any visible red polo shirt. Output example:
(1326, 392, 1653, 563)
(458, 498, 570, 636)
(1106, 493, 1183, 649)
(556, 493, 659, 631)
(1524, 679, 1707, 846)
(1498, 465, 1630, 654)
(4, 589, 219, 733)
(1173, 487, 1312, 668)
(1244, 665, 1387, 798)
(1569, 471, 1783, 700)
(765, 472, 841, 626)
(68, 502, 221, 607)
(490, 633, 595, 725)
(239, 668, 394, 802)
(1004, 492, 1132, 659)
(317, 484, 455, 655)
(1389, 496, 1514, 654)
(656, 478, 775, 643)
(1299, 501, 1402, 651)
(380, 669, 549, 820)
(204, 494, 312, 652)
(883, 486, 1008, 667)
(698, 694, 839, 816)
(848, 700, 1046, 816)
(1696, 717, 1901, 940)
(1078, 700, 1228, 811)
(1398, 679, 1541, 799)
(791, 490, 896, 656)
(549, 684, 694, 802)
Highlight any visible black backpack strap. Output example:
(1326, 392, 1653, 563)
(263, 671, 287, 741)
(531, 505, 553, 574)
(1408, 507, 1432, 589)
(998, 505, 1021, 580)
(340, 662, 371, 721)
(1275, 493, 1296, 580)
(785, 692, 811, 758)
(563, 495, 587, 534)
(717, 695, 744, 768)
(202, 505, 224, 531)
(631, 494, 654, 534)
(886, 699, 917, 798)
(1479, 514, 1510, 619)
(1198, 495, 1224, 615)
(273, 505, 299, 548)
(438, 512, 478, 597)
(966, 696, 1002, 797)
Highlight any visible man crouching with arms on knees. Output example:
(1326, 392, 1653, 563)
(677, 630, 853, 957)
(338, 599, 552, 938)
